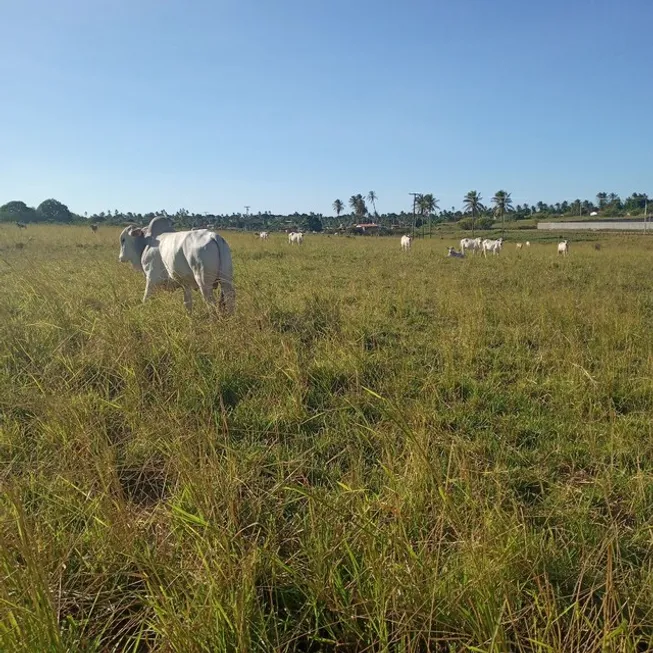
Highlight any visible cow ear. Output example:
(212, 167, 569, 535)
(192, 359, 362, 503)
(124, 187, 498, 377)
(130, 227, 144, 237)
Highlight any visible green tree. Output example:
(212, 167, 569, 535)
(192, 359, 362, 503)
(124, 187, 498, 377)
(596, 192, 607, 209)
(367, 191, 378, 217)
(463, 190, 483, 237)
(0, 200, 38, 223)
(304, 214, 323, 232)
(492, 190, 513, 235)
(36, 199, 73, 223)
(349, 194, 367, 219)
(332, 199, 344, 221)
(418, 193, 439, 237)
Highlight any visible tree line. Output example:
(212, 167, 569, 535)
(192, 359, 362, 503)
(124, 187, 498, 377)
(1, 190, 649, 233)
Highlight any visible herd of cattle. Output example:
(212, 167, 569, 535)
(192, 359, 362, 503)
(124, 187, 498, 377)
(11, 220, 571, 315)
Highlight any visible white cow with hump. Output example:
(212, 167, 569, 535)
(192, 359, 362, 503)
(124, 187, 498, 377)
(288, 231, 304, 245)
(118, 217, 235, 314)
(460, 237, 482, 255)
(482, 237, 504, 257)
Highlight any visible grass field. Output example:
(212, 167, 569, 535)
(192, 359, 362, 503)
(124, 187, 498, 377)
(2, 225, 653, 651)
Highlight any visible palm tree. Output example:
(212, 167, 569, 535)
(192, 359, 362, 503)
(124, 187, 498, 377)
(333, 199, 344, 221)
(492, 190, 513, 235)
(349, 194, 367, 220)
(463, 190, 483, 237)
(367, 191, 378, 218)
(596, 192, 607, 209)
(608, 192, 619, 206)
(418, 193, 439, 238)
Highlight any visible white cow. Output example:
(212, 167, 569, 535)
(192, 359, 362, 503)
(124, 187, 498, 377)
(118, 217, 235, 314)
(288, 232, 304, 245)
(558, 240, 569, 256)
(525, 241, 531, 247)
(516, 243, 523, 250)
(447, 247, 464, 258)
(259, 231, 269, 240)
(460, 237, 482, 255)
(401, 234, 412, 251)
(482, 237, 504, 257)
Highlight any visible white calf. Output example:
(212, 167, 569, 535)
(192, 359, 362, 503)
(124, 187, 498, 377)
(525, 241, 531, 247)
(288, 232, 304, 245)
(558, 240, 569, 256)
(259, 231, 269, 240)
(401, 235, 412, 251)
(516, 243, 523, 250)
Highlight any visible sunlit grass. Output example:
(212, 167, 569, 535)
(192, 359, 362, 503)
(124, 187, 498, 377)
(1, 225, 653, 651)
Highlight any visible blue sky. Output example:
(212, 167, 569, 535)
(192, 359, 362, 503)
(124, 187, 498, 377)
(2, 0, 652, 215)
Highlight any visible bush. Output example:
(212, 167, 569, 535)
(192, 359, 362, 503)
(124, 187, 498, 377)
(458, 217, 495, 231)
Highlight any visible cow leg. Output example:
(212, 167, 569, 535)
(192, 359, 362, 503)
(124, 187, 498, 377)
(218, 279, 236, 315)
(198, 284, 217, 307)
(183, 286, 193, 313)
(142, 279, 154, 303)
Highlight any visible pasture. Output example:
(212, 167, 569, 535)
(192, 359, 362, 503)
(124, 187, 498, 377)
(1, 225, 653, 651)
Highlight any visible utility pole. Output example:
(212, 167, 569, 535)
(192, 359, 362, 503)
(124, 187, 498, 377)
(244, 206, 250, 216)
(409, 193, 420, 239)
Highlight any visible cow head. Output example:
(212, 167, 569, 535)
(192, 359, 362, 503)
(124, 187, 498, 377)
(118, 225, 147, 270)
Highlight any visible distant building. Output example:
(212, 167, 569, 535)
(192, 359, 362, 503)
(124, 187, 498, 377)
(355, 223, 380, 231)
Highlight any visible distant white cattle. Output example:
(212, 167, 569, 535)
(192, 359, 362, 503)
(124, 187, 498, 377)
(401, 234, 412, 251)
(482, 237, 504, 257)
(288, 232, 304, 245)
(557, 240, 569, 256)
(259, 231, 269, 240)
(525, 241, 531, 247)
(118, 217, 235, 314)
(516, 243, 523, 250)
(460, 237, 482, 255)
(447, 247, 464, 258)
(90, 224, 98, 233)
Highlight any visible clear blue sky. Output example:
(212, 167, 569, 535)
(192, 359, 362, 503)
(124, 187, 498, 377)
(2, 0, 652, 215)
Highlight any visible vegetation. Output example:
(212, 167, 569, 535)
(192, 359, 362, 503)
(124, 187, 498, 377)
(2, 224, 653, 650)
(1, 191, 649, 233)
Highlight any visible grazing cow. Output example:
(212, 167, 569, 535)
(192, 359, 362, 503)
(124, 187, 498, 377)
(447, 247, 464, 258)
(16, 222, 26, 229)
(525, 241, 531, 247)
(118, 217, 235, 314)
(90, 224, 98, 233)
(460, 237, 482, 255)
(288, 231, 304, 245)
(557, 240, 569, 256)
(516, 243, 523, 250)
(259, 231, 269, 240)
(401, 234, 412, 251)
(482, 237, 504, 257)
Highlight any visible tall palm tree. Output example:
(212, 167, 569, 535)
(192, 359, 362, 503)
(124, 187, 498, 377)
(608, 192, 619, 206)
(596, 192, 607, 209)
(333, 199, 344, 220)
(349, 194, 367, 220)
(492, 190, 513, 235)
(367, 191, 378, 218)
(463, 190, 482, 237)
(418, 193, 439, 238)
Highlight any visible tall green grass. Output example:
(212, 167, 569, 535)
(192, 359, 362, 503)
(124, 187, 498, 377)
(1, 225, 653, 651)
